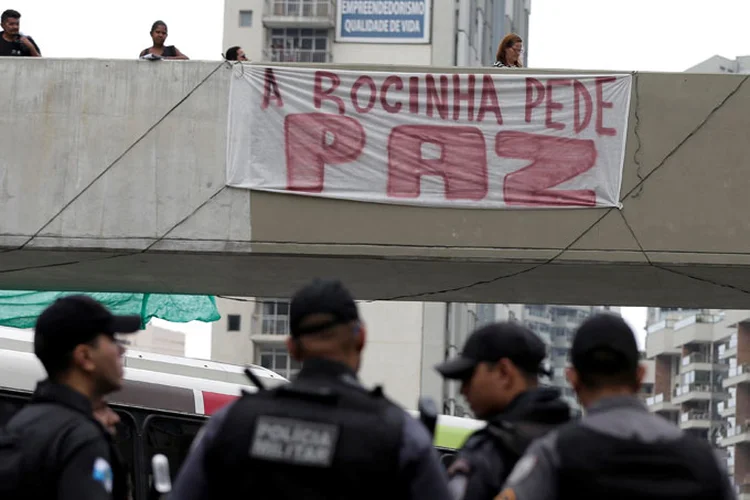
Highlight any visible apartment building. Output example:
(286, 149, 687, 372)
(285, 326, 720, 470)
(210, 296, 642, 416)
(222, 0, 530, 67)
(717, 320, 750, 497)
(127, 322, 187, 357)
(209, 296, 519, 411)
(520, 305, 625, 413)
(685, 55, 750, 74)
(645, 309, 750, 496)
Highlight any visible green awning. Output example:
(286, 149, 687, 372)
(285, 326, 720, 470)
(0, 291, 220, 329)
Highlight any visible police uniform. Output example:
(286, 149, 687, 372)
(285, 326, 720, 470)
(6, 381, 129, 500)
(170, 279, 452, 500)
(496, 314, 736, 500)
(1, 295, 140, 500)
(435, 323, 571, 500)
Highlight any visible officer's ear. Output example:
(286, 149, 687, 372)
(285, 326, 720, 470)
(565, 367, 580, 392)
(286, 336, 302, 361)
(353, 322, 366, 353)
(495, 358, 517, 386)
(72, 341, 99, 373)
(634, 363, 646, 390)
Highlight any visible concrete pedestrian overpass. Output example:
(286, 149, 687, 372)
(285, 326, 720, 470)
(1, 58, 750, 308)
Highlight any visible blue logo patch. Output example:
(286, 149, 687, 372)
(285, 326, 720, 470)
(92, 457, 113, 493)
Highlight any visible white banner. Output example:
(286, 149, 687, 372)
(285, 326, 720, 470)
(227, 66, 632, 209)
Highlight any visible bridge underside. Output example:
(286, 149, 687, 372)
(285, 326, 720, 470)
(1, 249, 748, 308)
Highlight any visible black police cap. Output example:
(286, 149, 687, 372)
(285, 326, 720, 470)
(435, 322, 550, 380)
(289, 279, 360, 338)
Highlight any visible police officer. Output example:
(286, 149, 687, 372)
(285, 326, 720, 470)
(496, 313, 736, 500)
(4, 295, 139, 499)
(435, 322, 571, 500)
(170, 278, 452, 500)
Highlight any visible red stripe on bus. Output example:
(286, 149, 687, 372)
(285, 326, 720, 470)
(203, 391, 240, 415)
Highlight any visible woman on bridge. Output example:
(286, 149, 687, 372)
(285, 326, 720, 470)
(139, 20, 189, 60)
(494, 33, 523, 68)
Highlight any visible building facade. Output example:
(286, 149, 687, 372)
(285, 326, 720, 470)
(516, 304, 649, 414)
(209, 296, 517, 412)
(209, 297, 641, 415)
(685, 55, 750, 74)
(127, 322, 187, 357)
(645, 309, 750, 497)
(222, 0, 530, 67)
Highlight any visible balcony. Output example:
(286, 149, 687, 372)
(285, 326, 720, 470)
(680, 352, 729, 374)
(672, 383, 727, 404)
(724, 363, 750, 388)
(646, 392, 679, 413)
(263, 0, 336, 28)
(679, 410, 712, 429)
(263, 48, 332, 63)
(720, 422, 750, 447)
(719, 336, 738, 360)
(536, 331, 552, 346)
(645, 328, 681, 358)
(552, 334, 570, 348)
(719, 398, 737, 418)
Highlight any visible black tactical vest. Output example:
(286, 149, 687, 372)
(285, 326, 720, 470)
(205, 368, 407, 500)
(556, 425, 725, 499)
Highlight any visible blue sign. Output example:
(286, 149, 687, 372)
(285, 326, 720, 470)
(336, 0, 432, 44)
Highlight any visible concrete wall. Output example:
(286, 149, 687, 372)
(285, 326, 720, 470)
(357, 301, 425, 409)
(130, 324, 186, 357)
(210, 296, 255, 365)
(4, 59, 750, 307)
(333, 44, 433, 65)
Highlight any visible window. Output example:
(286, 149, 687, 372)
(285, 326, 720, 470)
(0, 392, 27, 426)
(112, 410, 138, 496)
(526, 305, 546, 318)
(256, 344, 301, 379)
(227, 314, 241, 332)
(267, 28, 330, 63)
(551, 347, 567, 358)
(239, 10, 253, 27)
(259, 300, 290, 335)
(143, 415, 205, 483)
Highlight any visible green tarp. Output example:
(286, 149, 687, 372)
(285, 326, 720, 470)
(0, 291, 220, 329)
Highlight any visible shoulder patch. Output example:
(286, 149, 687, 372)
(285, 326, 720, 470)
(249, 416, 340, 467)
(92, 457, 113, 493)
(495, 488, 517, 500)
(506, 455, 537, 485)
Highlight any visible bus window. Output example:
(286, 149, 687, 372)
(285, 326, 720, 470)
(112, 410, 139, 499)
(436, 448, 457, 469)
(0, 392, 28, 426)
(142, 415, 205, 481)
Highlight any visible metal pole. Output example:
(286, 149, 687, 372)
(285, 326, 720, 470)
(709, 338, 715, 444)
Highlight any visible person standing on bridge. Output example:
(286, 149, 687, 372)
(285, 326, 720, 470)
(0, 295, 139, 500)
(496, 313, 735, 500)
(435, 322, 570, 500)
(0, 9, 41, 57)
(170, 278, 452, 500)
(139, 21, 189, 60)
(224, 45, 248, 62)
(493, 33, 523, 68)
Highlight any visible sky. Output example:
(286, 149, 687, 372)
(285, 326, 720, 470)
(9, 0, 748, 352)
(13, 0, 750, 69)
